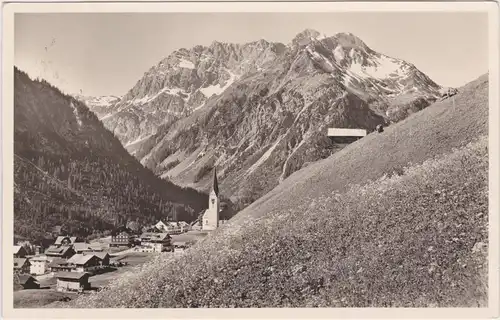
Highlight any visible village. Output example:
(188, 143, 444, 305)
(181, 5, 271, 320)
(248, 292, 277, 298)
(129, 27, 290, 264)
(13, 170, 226, 307)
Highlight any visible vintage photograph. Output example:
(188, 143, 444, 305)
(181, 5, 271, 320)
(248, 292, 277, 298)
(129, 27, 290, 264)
(3, 2, 497, 313)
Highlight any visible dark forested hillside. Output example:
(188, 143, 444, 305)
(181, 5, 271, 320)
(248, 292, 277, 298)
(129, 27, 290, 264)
(13, 67, 207, 242)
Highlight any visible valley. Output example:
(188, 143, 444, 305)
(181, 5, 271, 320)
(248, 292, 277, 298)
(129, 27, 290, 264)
(12, 24, 490, 309)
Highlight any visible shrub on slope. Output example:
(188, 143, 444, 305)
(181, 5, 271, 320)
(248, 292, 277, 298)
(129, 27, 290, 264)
(65, 136, 488, 308)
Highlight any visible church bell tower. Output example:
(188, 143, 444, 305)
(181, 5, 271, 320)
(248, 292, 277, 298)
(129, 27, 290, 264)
(202, 168, 220, 231)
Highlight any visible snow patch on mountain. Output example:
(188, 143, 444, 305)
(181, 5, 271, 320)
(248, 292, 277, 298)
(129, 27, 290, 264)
(130, 87, 189, 105)
(199, 70, 238, 98)
(333, 45, 345, 62)
(349, 54, 404, 80)
(178, 58, 195, 69)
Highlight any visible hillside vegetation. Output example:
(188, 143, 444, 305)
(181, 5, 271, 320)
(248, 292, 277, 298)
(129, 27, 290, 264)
(60, 74, 488, 308)
(14, 67, 207, 242)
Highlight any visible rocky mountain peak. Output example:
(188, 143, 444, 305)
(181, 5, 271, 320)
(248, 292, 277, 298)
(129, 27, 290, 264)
(291, 28, 327, 47)
(332, 32, 369, 50)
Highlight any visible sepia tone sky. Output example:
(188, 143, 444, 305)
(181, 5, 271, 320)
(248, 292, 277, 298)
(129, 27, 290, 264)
(15, 12, 489, 97)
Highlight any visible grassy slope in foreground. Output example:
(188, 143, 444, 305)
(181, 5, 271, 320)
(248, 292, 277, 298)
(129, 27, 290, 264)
(63, 74, 488, 308)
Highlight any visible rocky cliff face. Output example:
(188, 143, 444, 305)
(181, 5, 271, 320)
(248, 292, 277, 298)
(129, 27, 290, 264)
(87, 29, 448, 207)
(75, 95, 122, 119)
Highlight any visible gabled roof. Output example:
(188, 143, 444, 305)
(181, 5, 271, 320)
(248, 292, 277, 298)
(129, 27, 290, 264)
(55, 272, 90, 280)
(67, 254, 101, 265)
(45, 245, 73, 256)
(54, 236, 77, 245)
(13, 258, 29, 268)
(150, 233, 171, 241)
(73, 242, 91, 251)
(30, 255, 49, 262)
(48, 258, 68, 268)
(13, 245, 22, 254)
(111, 226, 133, 236)
(18, 274, 38, 285)
(141, 232, 170, 241)
(92, 252, 110, 260)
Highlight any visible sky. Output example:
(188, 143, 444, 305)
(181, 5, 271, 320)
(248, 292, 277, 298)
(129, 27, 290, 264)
(15, 12, 489, 97)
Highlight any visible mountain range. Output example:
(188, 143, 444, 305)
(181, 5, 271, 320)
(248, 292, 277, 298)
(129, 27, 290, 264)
(79, 29, 451, 209)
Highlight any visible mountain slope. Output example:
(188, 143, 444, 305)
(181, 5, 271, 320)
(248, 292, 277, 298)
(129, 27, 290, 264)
(74, 95, 122, 119)
(123, 30, 446, 208)
(64, 73, 488, 308)
(14, 67, 207, 242)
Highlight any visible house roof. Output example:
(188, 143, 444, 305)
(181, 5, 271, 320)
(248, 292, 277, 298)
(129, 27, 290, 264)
(14, 258, 29, 268)
(88, 243, 103, 250)
(55, 272, 90, 280)
(148, 233, 170, 241)
(30, 255, 49, 262)
(92, 252, 110, 260)
(48, 258, 68, 268)
(18, 274, 38, 285)
(13, 245, 23, 254)
(54, 236, 77, 245)
(67, 254, 100, 265)
(73, 242, 91, 251)
(45, 245, 73, 256)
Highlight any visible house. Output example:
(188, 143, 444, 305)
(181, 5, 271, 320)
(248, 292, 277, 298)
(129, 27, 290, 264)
(139, 232, 171, 252)
(54, 236, 78, 247)
(30, 255, 50, 275)
(92, 252, 110, 266)
(88, 243, 104, 252)
(202, 169, 220, 231)
(154, 221, 169, 232)
(49, 258, 73, 274)
(73, 242, 91, 254)
(45, 245, 75, 260)
(327, 128, 367, 144)
(177, 221, 191, 233)
(110, 230, 133, 248)
(17, 274, 40, 289)
(55, 272, 91, 293)
(153, 221, 182, 235)
(67, 254, 102, 273)
(14, 245, 28, 258)
(13, 258, 31, 274)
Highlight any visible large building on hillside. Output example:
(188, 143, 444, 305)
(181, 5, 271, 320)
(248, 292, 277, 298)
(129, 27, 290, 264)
(327, 128, 367, 144)
(202, 168, 220, 231)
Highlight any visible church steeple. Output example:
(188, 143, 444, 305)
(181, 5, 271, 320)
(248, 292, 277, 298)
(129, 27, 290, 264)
(203, 167, 220, 231)
(212, 167, 219, 196)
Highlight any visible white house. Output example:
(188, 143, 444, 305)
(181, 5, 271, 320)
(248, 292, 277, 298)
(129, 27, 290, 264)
(29, 255, 50, 275)
(139, 233, 171, 252)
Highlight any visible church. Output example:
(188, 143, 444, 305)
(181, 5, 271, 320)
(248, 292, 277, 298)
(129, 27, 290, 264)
(202, 168, 221, 231)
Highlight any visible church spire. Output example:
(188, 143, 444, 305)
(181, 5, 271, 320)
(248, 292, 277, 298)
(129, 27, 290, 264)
(212, 167, 219, 196)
